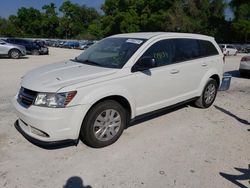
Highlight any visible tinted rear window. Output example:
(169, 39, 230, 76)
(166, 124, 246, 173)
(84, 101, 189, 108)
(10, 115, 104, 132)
(173, 39, 201, 62)
(199, 40, 219, 57)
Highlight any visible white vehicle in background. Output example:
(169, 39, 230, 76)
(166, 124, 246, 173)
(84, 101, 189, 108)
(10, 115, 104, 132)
(239, 54, 250, 77)
(13, 32, 224, 148)
(219, 44, 238, 56)
(0, 39, 26, 59)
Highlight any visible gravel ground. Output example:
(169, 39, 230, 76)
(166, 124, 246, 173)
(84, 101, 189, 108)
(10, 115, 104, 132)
(0, 48, 249, 188)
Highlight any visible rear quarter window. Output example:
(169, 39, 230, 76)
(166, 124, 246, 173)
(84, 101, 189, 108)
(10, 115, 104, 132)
(173, 39, 201, 62)
(199, 40, 219, 57)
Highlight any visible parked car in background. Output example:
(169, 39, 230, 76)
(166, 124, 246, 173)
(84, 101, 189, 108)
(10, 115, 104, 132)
(58, 41, 66, 48)
(13, 32, 223, 148)
(245, 45, 250, 53)
(5, 38, 48, 55)
(239, 54, 250, 77)
(219, 44, 238, 56)
(79, 41, 94, 50)
(62, 41, 80, 49)
(0, 39, 26, 59)
(34, 40, 49, 55)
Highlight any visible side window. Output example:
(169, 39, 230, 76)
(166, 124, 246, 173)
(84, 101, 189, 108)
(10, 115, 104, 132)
(142, 40, 174, 67)
(15, 39, 22, 44)
(199, 40, 219, 57)
(173, 39, 201, 62)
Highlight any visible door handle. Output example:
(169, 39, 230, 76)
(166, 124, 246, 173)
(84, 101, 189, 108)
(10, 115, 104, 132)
(170, 69, 179, 74)
(202, 63, 208, 67)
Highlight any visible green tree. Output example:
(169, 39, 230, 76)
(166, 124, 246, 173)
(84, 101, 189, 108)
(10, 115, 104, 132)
(41, 3, 59, 38)
(15, 7, 42, 37)
(58, 0, 100, 39)
(231, 0, 250, 42)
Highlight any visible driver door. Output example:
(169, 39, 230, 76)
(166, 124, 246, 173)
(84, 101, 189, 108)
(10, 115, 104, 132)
(130, 39, 184, 115)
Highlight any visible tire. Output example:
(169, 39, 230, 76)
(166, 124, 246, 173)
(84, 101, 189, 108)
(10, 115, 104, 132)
(80, 100, 127, 148)
(31, 49, 39, 55)
(195, 78, 218, 108)
(9, 49, 21, 59)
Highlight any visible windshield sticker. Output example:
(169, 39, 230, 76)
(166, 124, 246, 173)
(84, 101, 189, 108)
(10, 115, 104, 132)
(126, 39, 143, 45)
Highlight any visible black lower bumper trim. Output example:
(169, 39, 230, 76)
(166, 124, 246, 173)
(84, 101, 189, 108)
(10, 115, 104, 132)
(239, 69, 250, 74)
(14, 120, 78, 150)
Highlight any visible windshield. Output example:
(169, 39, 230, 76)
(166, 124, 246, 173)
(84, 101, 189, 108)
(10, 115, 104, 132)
(74, 37, 146, 68)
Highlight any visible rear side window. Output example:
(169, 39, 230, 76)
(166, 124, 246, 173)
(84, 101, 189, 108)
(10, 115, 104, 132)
(199, 40, 219, 57)
(139, 38, 219, 68)
(173, 39, 201, 62)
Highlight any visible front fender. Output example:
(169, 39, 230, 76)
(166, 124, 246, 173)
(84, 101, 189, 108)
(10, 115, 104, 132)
(77, 84, 136, 119)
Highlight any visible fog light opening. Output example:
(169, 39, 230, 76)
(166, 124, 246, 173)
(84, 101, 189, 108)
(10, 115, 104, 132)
(30, 126, 49, 138)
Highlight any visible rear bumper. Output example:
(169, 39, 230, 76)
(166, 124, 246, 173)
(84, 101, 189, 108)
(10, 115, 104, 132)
(240, 61, 250, 71)
(239, 69, 250, 74)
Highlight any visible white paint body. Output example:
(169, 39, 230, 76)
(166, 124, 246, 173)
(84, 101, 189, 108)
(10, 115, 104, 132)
(12, 32, 224, 142)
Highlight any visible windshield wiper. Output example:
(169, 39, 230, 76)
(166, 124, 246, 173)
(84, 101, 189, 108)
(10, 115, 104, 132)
(83, 59, 101, 66)
(71, 57, 102, 67)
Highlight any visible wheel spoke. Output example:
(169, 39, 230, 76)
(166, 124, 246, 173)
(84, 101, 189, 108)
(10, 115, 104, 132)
(204, 83, 216, 104)
(96, 115, 105, 123)
(93, 108, 121, 142)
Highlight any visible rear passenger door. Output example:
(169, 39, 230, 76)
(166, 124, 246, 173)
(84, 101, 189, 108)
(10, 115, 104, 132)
(172, 39, 209, 96)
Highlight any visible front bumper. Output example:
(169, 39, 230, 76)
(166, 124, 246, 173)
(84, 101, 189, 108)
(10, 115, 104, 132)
(12, 96, 89, 143)
(15, 120, 77, 148)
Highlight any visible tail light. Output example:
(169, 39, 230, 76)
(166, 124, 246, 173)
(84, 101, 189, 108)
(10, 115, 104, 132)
(241, 56, 250, 62)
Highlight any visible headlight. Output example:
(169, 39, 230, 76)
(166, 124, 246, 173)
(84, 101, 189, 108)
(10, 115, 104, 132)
(34, 91, 77, 108)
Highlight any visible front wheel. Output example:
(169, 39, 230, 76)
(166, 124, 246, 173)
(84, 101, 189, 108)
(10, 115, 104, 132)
(80, 100, 127, 148)
(195, 78, 218, 108)
(9, 49, 21, 59)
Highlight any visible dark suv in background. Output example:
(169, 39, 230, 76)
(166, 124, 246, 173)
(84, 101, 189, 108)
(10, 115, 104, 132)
(4, 38, 49, 55)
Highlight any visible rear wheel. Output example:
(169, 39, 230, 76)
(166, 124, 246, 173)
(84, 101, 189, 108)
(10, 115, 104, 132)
(80, 100, 127, 148)
(9, 49, 21, 59)
(195, 78, 218, 108)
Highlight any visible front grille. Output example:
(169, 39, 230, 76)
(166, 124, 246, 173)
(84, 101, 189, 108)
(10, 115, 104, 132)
(17, 87, 37, 108)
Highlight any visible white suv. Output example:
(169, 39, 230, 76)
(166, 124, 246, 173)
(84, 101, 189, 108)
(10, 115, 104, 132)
(13, 32, 223, 148)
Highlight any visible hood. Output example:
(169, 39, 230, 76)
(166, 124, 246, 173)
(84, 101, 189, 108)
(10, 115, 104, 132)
(21, 60, 118, 92)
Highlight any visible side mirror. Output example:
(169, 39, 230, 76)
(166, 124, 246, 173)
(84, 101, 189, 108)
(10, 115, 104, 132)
(132, 57, 157, 72)
(0, 42, 6, 45)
